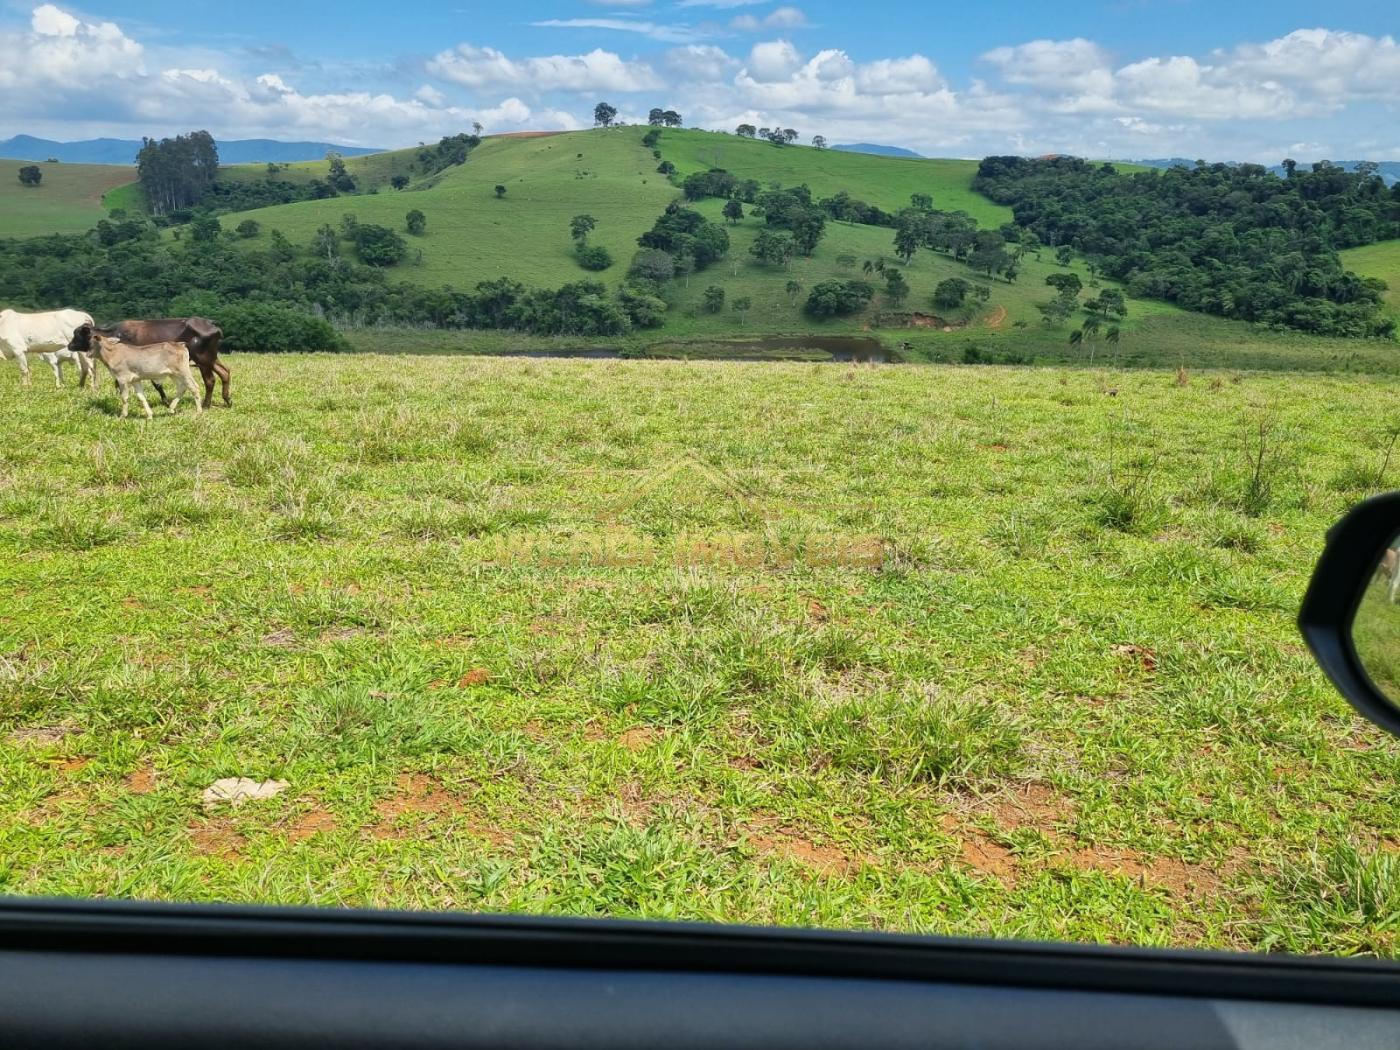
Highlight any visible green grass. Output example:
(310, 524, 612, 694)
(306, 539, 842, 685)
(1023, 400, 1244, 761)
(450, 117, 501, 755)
(0, 160, 136, 237)
(223, 129, 678, 289)
(659, 129, 1013, 229)
(1343, 240, 1400, 320)
(3, 355, 1400, 954)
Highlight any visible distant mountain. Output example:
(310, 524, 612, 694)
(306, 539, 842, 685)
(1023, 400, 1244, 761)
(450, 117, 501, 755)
(1127, 157, 1399, 186)
(0, 135, 385, 166)
(832, 143, 924, 159)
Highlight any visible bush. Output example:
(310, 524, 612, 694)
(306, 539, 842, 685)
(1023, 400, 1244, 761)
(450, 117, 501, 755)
(351, 223, 408, 266)
(576, 244, 614, 271)
(629, 248, 676, 283)
(208, 302, 350, 353)
(235, 219, 261, 239)
(805, 280, 875, 318)
(405, 209, 426, 236)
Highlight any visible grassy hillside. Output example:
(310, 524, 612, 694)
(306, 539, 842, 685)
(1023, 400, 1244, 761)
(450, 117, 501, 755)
(656, 129, 1012, 229)
(225, 129, 677, 289)
(1342, 240, 1400, 320)
(222, 126, 1174, 344)
(4, 355, 1400, 954)
(0, 160, 135, 237)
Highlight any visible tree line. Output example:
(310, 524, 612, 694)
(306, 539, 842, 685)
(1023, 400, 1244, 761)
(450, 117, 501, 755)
(974, 156, 1398, 338)
(136, 131, 219, 215)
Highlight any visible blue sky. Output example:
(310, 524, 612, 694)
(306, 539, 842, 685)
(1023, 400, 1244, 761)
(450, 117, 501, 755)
(2, 1, 1397, 161)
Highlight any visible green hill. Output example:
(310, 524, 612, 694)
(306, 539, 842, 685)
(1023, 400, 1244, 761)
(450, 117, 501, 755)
(220, 127, 1024, 291)
(219, 126, 1161, 340)
(1342, 240, 1400, 320)
(0, 159, 135, 237)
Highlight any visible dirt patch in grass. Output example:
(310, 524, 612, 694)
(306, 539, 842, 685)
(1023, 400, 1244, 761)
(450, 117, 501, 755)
(744, 815, 867, 876)
(286, 810, 338, 842)
(458, 668, 492, 687)
(619, 727, 662, 751)
(1059, 845, 1223, 896)
(57, 756, 91, 773)
(125, 767, 156, 794)
(989, 782, 1075, 834)
(319, 627, 363, 643)
(261, 628, 297, 648)
(371, 773, 460, 837)
(960, 833, 1020, 886)
(189, 818, 246, 860)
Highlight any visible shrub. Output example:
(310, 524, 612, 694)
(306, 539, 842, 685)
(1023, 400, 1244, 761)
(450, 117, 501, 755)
(235, 219, 261, 239)
(576, 244, 614, 271)
(213, 303, 350, 353)
(405, 209, 426, 236)
(805, 280, 875, 318)
(351, 223, 408, 266)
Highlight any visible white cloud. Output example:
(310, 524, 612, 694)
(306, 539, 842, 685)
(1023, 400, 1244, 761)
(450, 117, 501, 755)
(665, 44, 739, 83)
(732, 6, 808, 32)
(530, 17, 704, 44)
(745, 39, 803, 81)
(0, 5, 563, 147)
(428, 42, 660, 93)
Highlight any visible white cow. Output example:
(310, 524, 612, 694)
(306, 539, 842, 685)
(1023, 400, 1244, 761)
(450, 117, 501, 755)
(0, 308, 96, 389)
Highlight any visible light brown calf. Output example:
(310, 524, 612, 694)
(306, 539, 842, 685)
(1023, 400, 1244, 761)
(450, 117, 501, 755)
(90, 334, 203, 420)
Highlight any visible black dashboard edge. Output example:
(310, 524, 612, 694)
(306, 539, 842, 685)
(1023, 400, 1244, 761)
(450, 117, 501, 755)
(1, 896, 1396, 1009)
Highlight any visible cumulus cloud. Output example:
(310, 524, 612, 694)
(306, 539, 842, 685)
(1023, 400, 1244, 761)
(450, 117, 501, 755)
(428, 43, 660, 93)
(0, 5, 564, 146)
(732, 6, 808, 32)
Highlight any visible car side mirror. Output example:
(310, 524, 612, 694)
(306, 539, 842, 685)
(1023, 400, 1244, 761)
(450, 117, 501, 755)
(1299, 492, 1400, 738)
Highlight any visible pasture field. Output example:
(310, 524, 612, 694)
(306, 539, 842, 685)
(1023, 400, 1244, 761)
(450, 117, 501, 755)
(656, 129, 1013, 230)
(1343, 240, 1400, 321)
(223, 130, 679, 290)
(0, 160, 135, 238)
(3, 354, 1400, 955)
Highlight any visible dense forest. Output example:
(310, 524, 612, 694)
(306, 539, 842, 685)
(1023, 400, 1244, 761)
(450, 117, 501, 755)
(135, 131, 219, 216)
(974, 157, 1399, 337)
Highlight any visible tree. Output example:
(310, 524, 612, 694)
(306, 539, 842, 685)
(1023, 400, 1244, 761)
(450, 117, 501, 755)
(351, 223, 408, 267)
(136, 130, 219, 215)
(570, 214, 597, 245)
(723, 199, 745, 225)
(326, 151, 355, 193)
(785, 279, 803, 304)
(812, 135, 828, 150)
(703, 286, 726, 313)
(235, 219, 260, 239)
(1055, 245, 1074, 266)
(656, 160, 676, 175)
(1045, 272, 1082, 298)
(910, 193, 933, 211)
(312, 223, 341, 262)
(629, 248, 676, 283)
(663, 110, 683, 128)
(732, 296, 752, 325)
(406, 209, 427, 235)
(17, 165, 41, 187)
(736, 124, 757, 138)
(933, 277, 972, 310)
(893, 221, 923, 264)
(884, 269, 910, 307)
(751, 229, 795, 269)
(805, 280, 875, 318)
(391, 174, 409, 191)
(648, 108, 666, 126)
(788, 208, 826, 256)
(494, 184, 507, 199)
(189, 216, 222, 243)
(594, 102, 618, 128)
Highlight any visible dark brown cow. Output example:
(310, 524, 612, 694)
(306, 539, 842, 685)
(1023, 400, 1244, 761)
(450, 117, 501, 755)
(69, 317, 230, 408)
